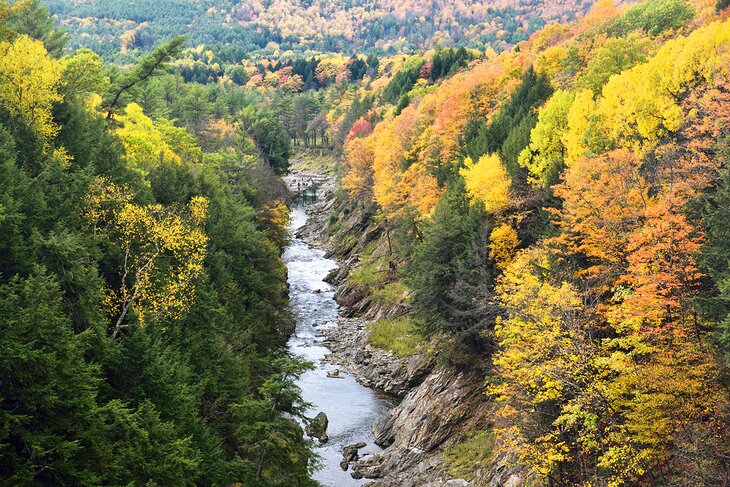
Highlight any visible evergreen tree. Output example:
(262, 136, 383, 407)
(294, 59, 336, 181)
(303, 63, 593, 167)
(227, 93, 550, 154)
(695, 147, 730, 364)
(408, 177, 496, 351)
(7, 0, 68, 57)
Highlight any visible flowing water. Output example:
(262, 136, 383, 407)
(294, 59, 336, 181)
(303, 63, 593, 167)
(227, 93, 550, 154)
(284, 204, 393, 486)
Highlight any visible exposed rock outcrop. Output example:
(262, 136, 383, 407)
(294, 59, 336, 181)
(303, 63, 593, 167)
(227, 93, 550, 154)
(323, 317, 432, 397)
(349, 366, 492, 486)
(305, 411, 329, 444)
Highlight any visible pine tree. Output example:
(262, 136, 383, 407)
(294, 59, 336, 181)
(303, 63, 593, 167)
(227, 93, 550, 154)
(409, 177, 496, 350)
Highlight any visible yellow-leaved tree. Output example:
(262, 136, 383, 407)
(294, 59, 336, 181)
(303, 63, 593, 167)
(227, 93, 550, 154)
(459, 153, 511, 214)
(84, 176, 209, 338)
(0, 34, 63, 140)
(489, 223, 519, 269)
(490, 246, 594, 482)
(115, 103, 199, 176)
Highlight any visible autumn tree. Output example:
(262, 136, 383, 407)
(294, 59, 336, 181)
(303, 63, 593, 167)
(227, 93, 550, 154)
(575, 35, 649, 94)
(489, 223, 520, 270)
(490, 247, 595, 484)
(84, 177, 208, 338)
(342, 134, 375, 203)
(459, 153, 511, 214)
(0, 34, 63, 139)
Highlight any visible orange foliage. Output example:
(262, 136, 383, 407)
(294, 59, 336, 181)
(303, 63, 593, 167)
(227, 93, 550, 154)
(615, 199, 704, 332)
(427, 58, 523, 164)
(342, 135, 375, 202)
(552, 150, 648, 283)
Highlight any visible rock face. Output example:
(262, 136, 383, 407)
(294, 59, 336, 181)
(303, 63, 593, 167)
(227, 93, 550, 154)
(305, 412, 329, 444)
(323, 317, 432, 397)
(349, 366, 492, 486)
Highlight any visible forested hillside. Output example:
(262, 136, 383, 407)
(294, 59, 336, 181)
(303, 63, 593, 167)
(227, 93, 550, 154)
(3, 0, 730, 484)
(0, 2, 317, 485)
(47, 0, 591, 62)
(329, 0, 730, 484)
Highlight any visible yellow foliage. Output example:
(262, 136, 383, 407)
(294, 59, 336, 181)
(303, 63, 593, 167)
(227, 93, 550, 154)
(593, 20, 730, 155)
(459, 154, 511, 214)
(84, 177, 208, 336)
(342, 135, 375, 200)
(578, 0, 620, 32)
(427, 60, 514, 164)
(564, 89, 595, 165)
(491, 247, 589, 479)
(535, 45, 568, 81)
(371, 105, 420, 212)
(188, 196, 209, 224)
(399, 161, 442, 215)
(0, 35, 63, 140)
(489, 223, 519, 269)
(116, 103, 181, 173)
(116, 103, 202, 177)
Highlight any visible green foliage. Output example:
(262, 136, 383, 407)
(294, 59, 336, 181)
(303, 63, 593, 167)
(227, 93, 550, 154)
(0, 271, 104, 485)
(408, 177, 494, 350)
(576, 36, 650, 94)
(367, 316, 423, 357)
(373, 280, 409, 305)
(0, 13, 315, 485)
(611, 0, 694, 37)
(382, 56, 425, 105)
(242, 105, 292, 171)
(428, 47, 473, 81)
(443, 429, 495, 481)
(349, 251, 390, 289)
(103, 35, 186, 120)
(6, 0, 68, 57)
(463, 66, 553, 179)
(518, 90, 573, 188)
(62, 48, 109, 98)
(695, 149, 730, 364)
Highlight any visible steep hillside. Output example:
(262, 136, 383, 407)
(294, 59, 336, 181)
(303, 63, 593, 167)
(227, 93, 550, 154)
(323, 0, 730, 484)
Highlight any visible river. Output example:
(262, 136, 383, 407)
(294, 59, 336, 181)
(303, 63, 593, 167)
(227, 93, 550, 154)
(284, 203, 393, 486)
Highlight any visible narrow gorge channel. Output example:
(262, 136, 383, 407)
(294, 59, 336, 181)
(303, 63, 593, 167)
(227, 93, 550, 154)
(284, 202, 394, 486)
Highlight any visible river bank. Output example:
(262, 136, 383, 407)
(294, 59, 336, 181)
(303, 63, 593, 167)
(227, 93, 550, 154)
(284, 199, 394, 486)
(286, 159, 523, 487)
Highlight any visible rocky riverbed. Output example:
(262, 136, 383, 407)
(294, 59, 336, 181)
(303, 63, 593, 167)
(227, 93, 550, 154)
(287, 163, 523, 487)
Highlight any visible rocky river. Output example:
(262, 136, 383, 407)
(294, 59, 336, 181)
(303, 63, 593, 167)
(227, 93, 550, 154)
(284, 203, 395, 485)
(282, 169, 522, 487)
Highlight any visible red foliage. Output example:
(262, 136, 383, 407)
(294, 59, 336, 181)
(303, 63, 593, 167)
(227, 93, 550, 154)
(349, 118, 373, 139)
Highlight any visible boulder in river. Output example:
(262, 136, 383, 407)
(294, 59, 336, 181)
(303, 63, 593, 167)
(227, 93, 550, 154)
(326, 368, 341, 378)
(339, 441, 367, 470)
(305, 411, 329, 443)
